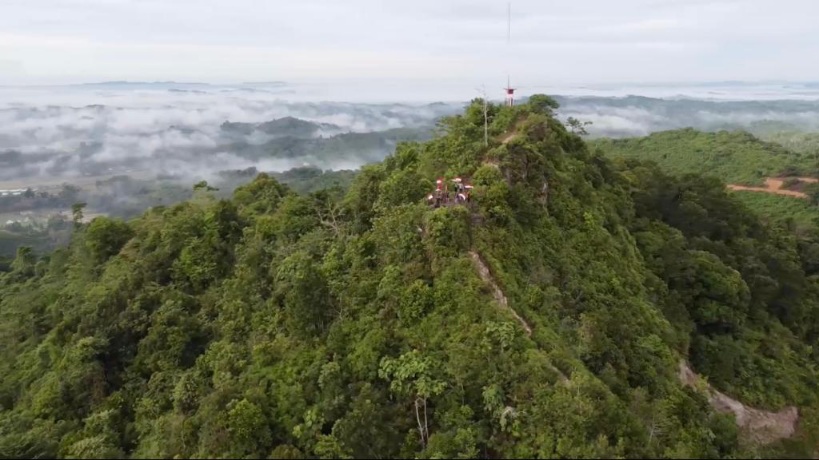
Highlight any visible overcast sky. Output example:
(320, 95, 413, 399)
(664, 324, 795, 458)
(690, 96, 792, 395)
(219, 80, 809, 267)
(1, 0, 818, 87)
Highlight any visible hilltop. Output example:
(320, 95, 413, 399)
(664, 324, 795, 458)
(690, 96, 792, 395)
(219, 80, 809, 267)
(1, 96, 818, 458)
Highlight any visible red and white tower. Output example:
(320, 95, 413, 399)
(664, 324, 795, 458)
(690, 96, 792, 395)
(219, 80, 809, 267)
(504, 2, 515, 106)
(505, 76, 515, 107)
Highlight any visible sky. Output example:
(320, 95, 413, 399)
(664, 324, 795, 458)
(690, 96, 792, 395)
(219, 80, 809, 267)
(1, 0, 818, 87)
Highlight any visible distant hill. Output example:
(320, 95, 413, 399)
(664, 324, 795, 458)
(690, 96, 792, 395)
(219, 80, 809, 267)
(591, 127, 819, 227)
(756, 130, 819, 155)
(70, 81, 216, 91)
(591, 128, 817, 185)
(240, 81, 288, 87)
(549, 95, 819, 138)
(220, 116, 343, 138)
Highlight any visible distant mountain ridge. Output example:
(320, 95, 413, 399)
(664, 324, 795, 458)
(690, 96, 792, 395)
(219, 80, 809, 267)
(220, 116, 343, 138)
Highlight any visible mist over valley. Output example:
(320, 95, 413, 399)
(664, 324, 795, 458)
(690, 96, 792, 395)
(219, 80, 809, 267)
(4, 79, 819, 250)
(6, 80, 819, 192)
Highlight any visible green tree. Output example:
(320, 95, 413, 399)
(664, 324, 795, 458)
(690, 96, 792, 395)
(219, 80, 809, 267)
(379, 351, 447, 449)
(72, 201, 87, 227)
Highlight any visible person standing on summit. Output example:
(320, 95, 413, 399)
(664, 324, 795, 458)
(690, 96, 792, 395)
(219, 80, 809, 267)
(453, 177, 463, 194)
(435, 178, 444, 207)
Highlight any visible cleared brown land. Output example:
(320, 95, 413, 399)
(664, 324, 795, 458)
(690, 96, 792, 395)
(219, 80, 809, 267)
(726, 177, 819, 198)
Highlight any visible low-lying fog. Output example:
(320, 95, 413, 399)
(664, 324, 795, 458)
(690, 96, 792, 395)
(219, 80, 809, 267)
(3, 80, 819, 190)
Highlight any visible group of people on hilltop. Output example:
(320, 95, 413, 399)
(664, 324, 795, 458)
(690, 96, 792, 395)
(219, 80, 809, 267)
(427, 176, 473, 208)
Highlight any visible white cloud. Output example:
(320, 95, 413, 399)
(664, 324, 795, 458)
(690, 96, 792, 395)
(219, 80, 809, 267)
(0, 85, 466, 185)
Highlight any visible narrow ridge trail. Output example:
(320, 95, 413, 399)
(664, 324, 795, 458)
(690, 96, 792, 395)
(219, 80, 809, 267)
(499, 131, 518, 145)
(678, 361, 799, 445)
(468, 251, 532, 336)
(483, 127, 518, 170)
(468, 250, 569, 385)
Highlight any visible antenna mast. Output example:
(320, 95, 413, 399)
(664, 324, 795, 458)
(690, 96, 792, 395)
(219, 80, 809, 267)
(481, 84, 488, 146)
(504, 2, 515, 107)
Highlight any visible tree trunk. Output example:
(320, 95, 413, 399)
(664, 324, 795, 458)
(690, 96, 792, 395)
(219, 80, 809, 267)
(414, 397, 427, 448)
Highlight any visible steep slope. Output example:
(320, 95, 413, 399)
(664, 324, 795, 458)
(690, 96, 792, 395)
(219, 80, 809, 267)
(468, 251, 531, 336)
(678, 361, 799, 445)
(1, 96, 819, 459)
(475, 230, 798, 446)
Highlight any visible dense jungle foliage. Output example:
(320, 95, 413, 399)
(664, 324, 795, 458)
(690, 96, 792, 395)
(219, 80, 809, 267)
(1, 96, 818, 458)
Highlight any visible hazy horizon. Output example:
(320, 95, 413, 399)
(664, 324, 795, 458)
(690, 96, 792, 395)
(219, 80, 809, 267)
(5, 78, 819, 88)
(5, 80, 819, 105)
(3, 0, 819, 86)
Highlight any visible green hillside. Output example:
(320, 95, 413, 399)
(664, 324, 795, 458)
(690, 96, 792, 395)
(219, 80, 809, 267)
(731, 191, 819, 228)
(758, 130, 819, 156)
(1, 97, 818, 458)
(591, 128, 817, 186)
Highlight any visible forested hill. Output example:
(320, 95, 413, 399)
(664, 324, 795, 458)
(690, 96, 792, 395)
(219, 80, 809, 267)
(589, 128, 819, 228)
(590, 128, 818, 186)
(2, 96, 819, 458)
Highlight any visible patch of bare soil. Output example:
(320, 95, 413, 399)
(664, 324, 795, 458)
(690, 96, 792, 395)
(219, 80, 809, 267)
(727, 178, 809, 198)
(499, 131, 518, 145)
(678, 361, 799, 445)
